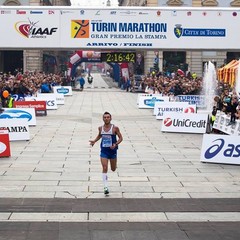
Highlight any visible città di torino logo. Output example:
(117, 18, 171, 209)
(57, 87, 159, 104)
(15, 18, 58, 38)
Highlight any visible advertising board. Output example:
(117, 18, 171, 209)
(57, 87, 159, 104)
(14, 101, 47, 116)
(138, 96, 169, 109)
(0, 108, 36, 126)
(0, 7, 239, 50)
(201, 134, 240, 165)
(154, 102, 196, 119)
(25, 96, 57, 110)
(161, 112, 208, 133)
(0, 119, 30, 141)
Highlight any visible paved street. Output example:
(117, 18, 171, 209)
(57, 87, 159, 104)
(1, 73, 240, 239)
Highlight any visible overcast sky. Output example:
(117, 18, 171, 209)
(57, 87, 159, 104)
(71, 0, 118, 6)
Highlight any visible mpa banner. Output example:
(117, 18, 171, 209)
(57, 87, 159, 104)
(0, 7, 240, 49)
(201, 134, 240, 165)
(0, 119, 30, 141)
(161, 112, 208, 133)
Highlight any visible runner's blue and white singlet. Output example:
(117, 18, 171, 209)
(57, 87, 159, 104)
(100, 124, 118, 154)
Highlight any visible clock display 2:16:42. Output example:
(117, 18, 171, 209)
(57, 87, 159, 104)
(101, 52, 136, 63)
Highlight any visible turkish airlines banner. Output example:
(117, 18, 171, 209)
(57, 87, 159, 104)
(201, 134, 240, 165)
(0, 7, 239, 49)
(154, 102, 196, 119)
(161, 112, 208, 133)
(177, 95, 206, 108)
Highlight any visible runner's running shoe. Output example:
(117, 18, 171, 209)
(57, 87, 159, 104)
(104, 187, 109, 195)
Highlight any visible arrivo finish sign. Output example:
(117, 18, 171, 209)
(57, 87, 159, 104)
(0, 6, 238, 49)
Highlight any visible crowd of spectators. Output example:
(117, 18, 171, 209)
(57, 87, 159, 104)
(0, 70, 66, 108)
(128, 70, 240, 123)
(140, 72, 203, 96)
(213, 87, 240, 125)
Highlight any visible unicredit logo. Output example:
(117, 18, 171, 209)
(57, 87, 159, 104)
(0, 142, 7, 154)
(170, 118, 206, 128)
(204, 138, 240, 159)
(184, 107, 195, 113)
(164, 118, 172, 127)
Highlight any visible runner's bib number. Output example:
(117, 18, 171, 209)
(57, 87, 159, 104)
(102, 135, 112, 147)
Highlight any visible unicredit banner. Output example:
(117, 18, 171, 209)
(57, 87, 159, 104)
(0, 7, 239, 49)
(161, 112, 208, 133)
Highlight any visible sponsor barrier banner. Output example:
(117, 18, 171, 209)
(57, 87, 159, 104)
(154, 102, 196, 119)
(14, 101, 47, 116)
(25, 96, 57, 110)
(138, 96, 169, 109)
(201, 134, 240, 165)
(137, 93, 163, 105)
(213, 112, 240, 136)
(177, 95, 206, 108)
(161, 112, 208, 133)
(52, 86, 72, 96)
(0, 119, 30, 141)
(37, 93, 65, 105)
(0, 108, 36, 126)
(0, 128, 11, 157)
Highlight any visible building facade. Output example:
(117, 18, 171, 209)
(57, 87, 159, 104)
(0, 0, 71, 74)
(119, 0, 240, 77)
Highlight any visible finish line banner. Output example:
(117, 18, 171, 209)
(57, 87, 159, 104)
(0, 7, 238, 49)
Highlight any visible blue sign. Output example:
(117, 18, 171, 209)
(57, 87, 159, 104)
(57, 88, 69, 94)
(205, 138, 240, 159)
(0, 109, 32, 121)
(144, 97, 163, 107)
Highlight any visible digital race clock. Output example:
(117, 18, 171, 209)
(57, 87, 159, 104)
(101, 52, 136, 63)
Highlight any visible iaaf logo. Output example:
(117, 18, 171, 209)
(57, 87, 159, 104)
(15, 19, 58, 38)
(204, 138, 240, 159)
(0, 142, 7, 154)
(163, 117, 206, 128)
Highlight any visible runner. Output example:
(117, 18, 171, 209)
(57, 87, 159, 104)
(89, 112, 123, 195)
